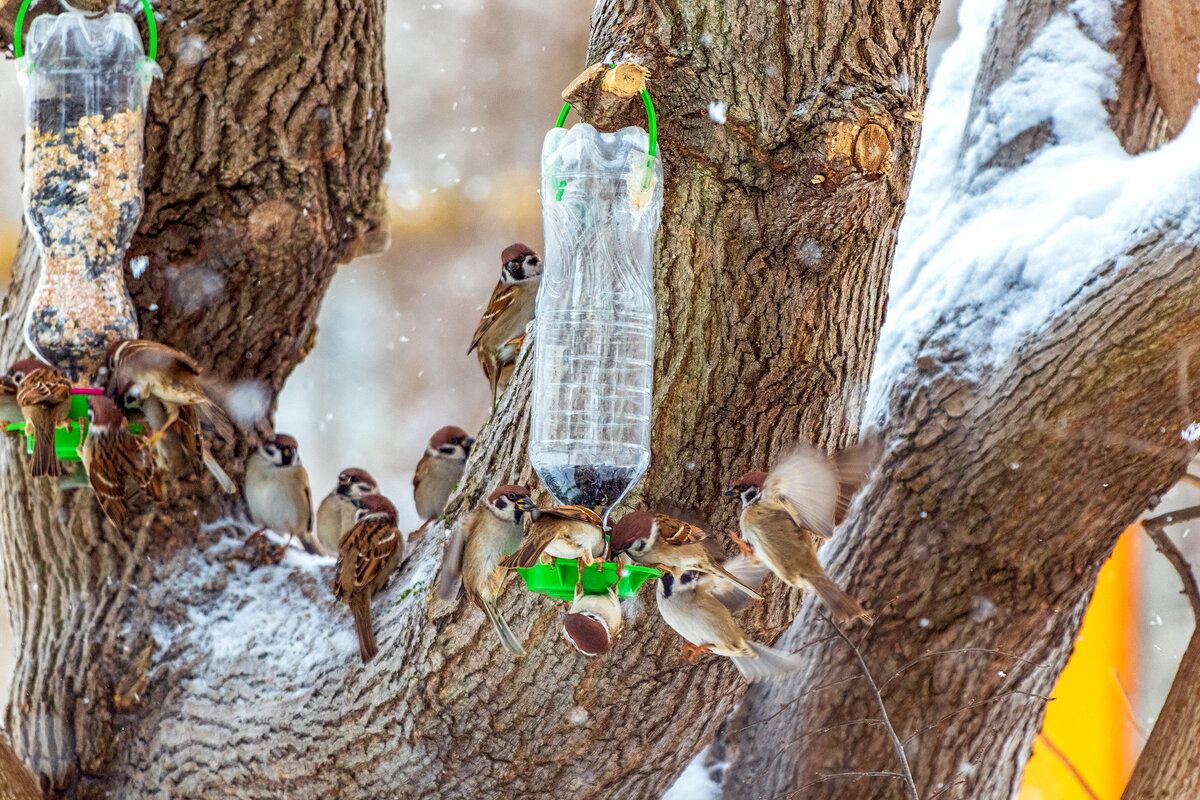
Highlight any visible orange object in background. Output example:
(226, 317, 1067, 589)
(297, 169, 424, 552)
(1018, 527, 1140, 800)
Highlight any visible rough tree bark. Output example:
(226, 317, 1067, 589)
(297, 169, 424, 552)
(0, 0, 942, 799)
(721, 1, 1200, 798)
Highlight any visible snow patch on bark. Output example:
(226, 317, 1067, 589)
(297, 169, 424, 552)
(867, 0, 1200, 418)
(662, 748, 721, 799)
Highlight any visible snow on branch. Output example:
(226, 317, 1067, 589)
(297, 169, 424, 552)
(867, 0, 1200, 417)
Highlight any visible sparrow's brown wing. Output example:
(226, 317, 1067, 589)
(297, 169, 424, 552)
(338, 519, 402, 597)
(762, 443, 839, 539)
(16, 369, 70, 407)
(498, 521, 561, 569)
(468, 282, 519, 354)
(831, 438, 880, 526)
(121, 340, 203, 376)
(539, 505, 603, 525)
(655, 514, 708, 546)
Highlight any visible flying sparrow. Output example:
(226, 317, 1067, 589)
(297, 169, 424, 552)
(106, 339, 228, 447)
(16, 364, 72, 477)
(413, 426, 474, 523)
(498, 504, 606, 575)
(725, 442, 876, 623)
(317, 468, 378, 556)
(468, 244, 542, 406)
(562, 582, 623, 657)
(608, 511, 762, 600)
(122, 392, 235, 494)
(0, 358, 48, 427)
(333, 494, 404, 663)
(79, 395, 164, 526)
(437, 484, 535, 655)
(245, 434, 318, 554)
(655, 565, 803, 682)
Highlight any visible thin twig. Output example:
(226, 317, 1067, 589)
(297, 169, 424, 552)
(823, 613, 920, 800)
(1179, 473, 1200, 491)
(1140, 514, 1200, 621)
(904, 688, 1051, 745)
(1111, 667, 1148, 739)
(1037, 733, 1100, 800)
(879, 647, 1050, 693)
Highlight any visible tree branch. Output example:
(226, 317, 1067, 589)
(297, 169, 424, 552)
(1141, 512, 1200, 621)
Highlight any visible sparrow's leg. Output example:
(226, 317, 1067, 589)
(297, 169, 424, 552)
(145, 404, 180, 448)
(728, 528, 755, 558)
(680, 643, 715, 663)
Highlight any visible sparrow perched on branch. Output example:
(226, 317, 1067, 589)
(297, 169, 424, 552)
(106, 339, 229, 448)
(726, 441, 876, 623)
(498, 504, 606, 575)
(317, 468, 378, 556)
(608, 511, 762, 600)
(245, 434, 317, 554)
(562, 582, 623, 657)
(656, 559, 801, 682)
(468, 244, 542, 406)
(79, 395, 163, 526)
(437, 485, 535, 655)
(333, 494, 404, 663)
(122, 393, 235, 494)
(16, 364, 71, 477)
(413, 426, 474, 523)
(0, 358, 48, 427)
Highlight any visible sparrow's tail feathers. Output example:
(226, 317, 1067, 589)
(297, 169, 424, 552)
(201, 449, 237, 494)
(713, 562, 763, 601)
(351, 597, 378, 663)
(483, 600, 525, 656)
(733, 642, 806, 683)
(30, 416, 64, 477)
(809, 573, 872, 625)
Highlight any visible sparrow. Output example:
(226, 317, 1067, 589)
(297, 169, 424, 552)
(437, 484, 535, 655)
(316, 468, 378, 556)
(561, 582, 623, 657)
(656, 566, 803, 682)
(123, 392, 235, 494)
(498, 504, 606, 576)
(0, 358, 48, 427)
(15, 363, 72, 476)
(608, 511, 762, 600)
(413, 426, 474, 522)
(468, 244, 542, 406)
(79, 395, 163, 526)
(245, 434, 317, 554)
(333, 494, 404, 663)
(106, 339, 229, 448)
(726, 441, 876, 623)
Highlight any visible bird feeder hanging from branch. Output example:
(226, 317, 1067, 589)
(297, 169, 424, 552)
(16, 1, 160, 379)
(528, 73, 662, 530)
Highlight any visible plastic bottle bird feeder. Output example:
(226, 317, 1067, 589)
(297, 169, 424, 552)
(16, 1, 160, 378)
(523, 72, 664, 599)
(4, 387, 140, 462)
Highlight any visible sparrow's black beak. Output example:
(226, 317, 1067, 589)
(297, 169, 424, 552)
(462, 436, 476, 455)
(724, 487, 739, 498)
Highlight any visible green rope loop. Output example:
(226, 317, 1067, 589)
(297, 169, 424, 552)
(14, 0, 159, 61)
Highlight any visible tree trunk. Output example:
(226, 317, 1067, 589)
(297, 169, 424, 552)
(0, 0, 940, 798)
(721, 0, 1200, 798)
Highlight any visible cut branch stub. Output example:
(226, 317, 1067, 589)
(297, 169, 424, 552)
(562, 61, 651, 133)
(824, 119, 895, 181)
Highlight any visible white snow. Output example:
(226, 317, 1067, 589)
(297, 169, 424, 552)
(662, 748, 721, 800)
(866, 0, 1200, 418)
(707, 101, 727, 124)
(1182, 423, 1200, 442)
(223, 379, 272, 427)
(128, 255, 149, 279)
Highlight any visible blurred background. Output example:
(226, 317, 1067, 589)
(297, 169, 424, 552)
(0, 1, 1190, 797)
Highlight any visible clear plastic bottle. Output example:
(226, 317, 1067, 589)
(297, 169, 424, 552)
(19, 10, 159, 379)
(530, 123, 663, 521)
